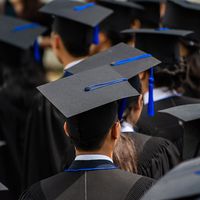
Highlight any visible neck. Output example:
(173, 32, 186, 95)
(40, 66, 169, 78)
(62, 53, 85, 67)
(76, 149, 113, 160)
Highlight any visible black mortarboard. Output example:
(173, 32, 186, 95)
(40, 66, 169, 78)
(159, 103, 200, 122)
(68, 42, 160, 117)
(122, 28, 193, 63)
(0, 183, 8, 191)
(0, 15, 46, 50)
(141, 157, 200, 200)
(0, 15, 46, 64)
(40, 0, 113, 44)
(68, 42, 160, 77)
(163, 0, 200, 42)
(97, 0, 143, 40)
(129, 0, 166, 28)
(38, 66, 139, 118)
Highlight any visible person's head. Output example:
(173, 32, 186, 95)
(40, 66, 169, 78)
(64, 102, 121, 157)
(122, 76, 143, 126)
(51, 17, 92, 65)
(90, 0, 142, 54)
(113, 133, 137, 173)
(130, 29, 192, 92)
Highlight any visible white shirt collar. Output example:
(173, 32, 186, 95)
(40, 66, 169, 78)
(64, 59, 84, 71)
(121, 121, 135, 133)
(143, 87, 180, 105)
(75, 154, 113, 163)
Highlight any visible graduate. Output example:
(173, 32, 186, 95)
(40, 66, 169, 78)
(69, 43, 180, 179)
(159, 103, 200, 158)
(40, 0, 113, 76)
(163, 0, 200, 98)
(20, 66, 154, 200)
(0, 15, 46, 199)
(122, 28, 200, 158)
(90, 0, 143, 53)
(22, 0, 113, 190)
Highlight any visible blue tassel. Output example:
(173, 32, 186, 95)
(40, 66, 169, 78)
(111, 53, 152, 66)
(85, 78, 128, 92)
(34, 40, 41, 63)
(73, 2, 95, 11)
(93, 25, 99, 45)
(12, 23, 40, 32)
(118, 98, 127, 121)
(156, 27, 170, 31)
(148, 68, 154, 117)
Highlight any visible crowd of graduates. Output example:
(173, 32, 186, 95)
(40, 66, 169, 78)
(0, 0, 200, 199)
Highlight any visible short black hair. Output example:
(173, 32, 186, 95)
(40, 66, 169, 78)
(52, 17, 93, 58)
(66, 102, 118, 151)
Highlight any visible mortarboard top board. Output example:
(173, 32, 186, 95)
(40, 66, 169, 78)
(128, 0, 166, 28)
(37, 65, 139, 118)
(163, 0, 200, 42)
(122, 28, 193, 63)
(0, 15, 46, 50)
(39, 0, 113, 28)
(0, 183, 8, 191)
(141, 157, 200, 200)
(159, 103, 200, 122)
(68, 42, 160, 78)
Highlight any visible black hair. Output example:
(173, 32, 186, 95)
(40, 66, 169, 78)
(182, 40, 200, 98)
(52, 17, 93, 58)
(153, 61, 186, 91)
(66, 102, 118, 151)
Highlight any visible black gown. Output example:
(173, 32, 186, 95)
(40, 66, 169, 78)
(137, 95, 200, 160)
(20, 160, 154, 200)
(22, 93, 75, 190)
(123, 132, 180, 179)
(0, 85, 39, 199)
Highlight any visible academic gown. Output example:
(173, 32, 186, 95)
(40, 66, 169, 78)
(0, 85, 39, 199)
(137, 95, 200, 160)
(22, 93, 75, 190)
(20, 160, 154, 200)
(123, 132, 180, 179)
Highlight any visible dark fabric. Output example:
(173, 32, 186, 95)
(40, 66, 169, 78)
(20, 160, 154, 200)
(137, 95, 200, 160)
(123, 132, 180, 179)
(0, 86, 39, 199)
(22, 93, 75, 190)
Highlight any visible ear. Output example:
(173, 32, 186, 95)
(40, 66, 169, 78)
(111, 121, 121, 140)
(51, 32, 61, 50)
(64, 122, 69, 136)
(139, 71, 146, 81)
(136, 94, 143, 110)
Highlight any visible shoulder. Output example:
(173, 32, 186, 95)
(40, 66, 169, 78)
(125, 175, 155, 200)
(19, 182, 46, 200)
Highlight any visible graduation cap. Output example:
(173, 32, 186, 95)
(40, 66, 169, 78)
(38, 65, 139, 119)
(163, 0, 200, 42)
(0, 15, 46, 63)
(128, 0, 166, 28)
(122, 28, 193, 63)
(141, 157, 200, 200)
(159, 103, 200, 122)
(68, 42, 161, 117)
(39, 0, 113, 45)
(97, 0, 143, 35)
(0, 183, 8, 191)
